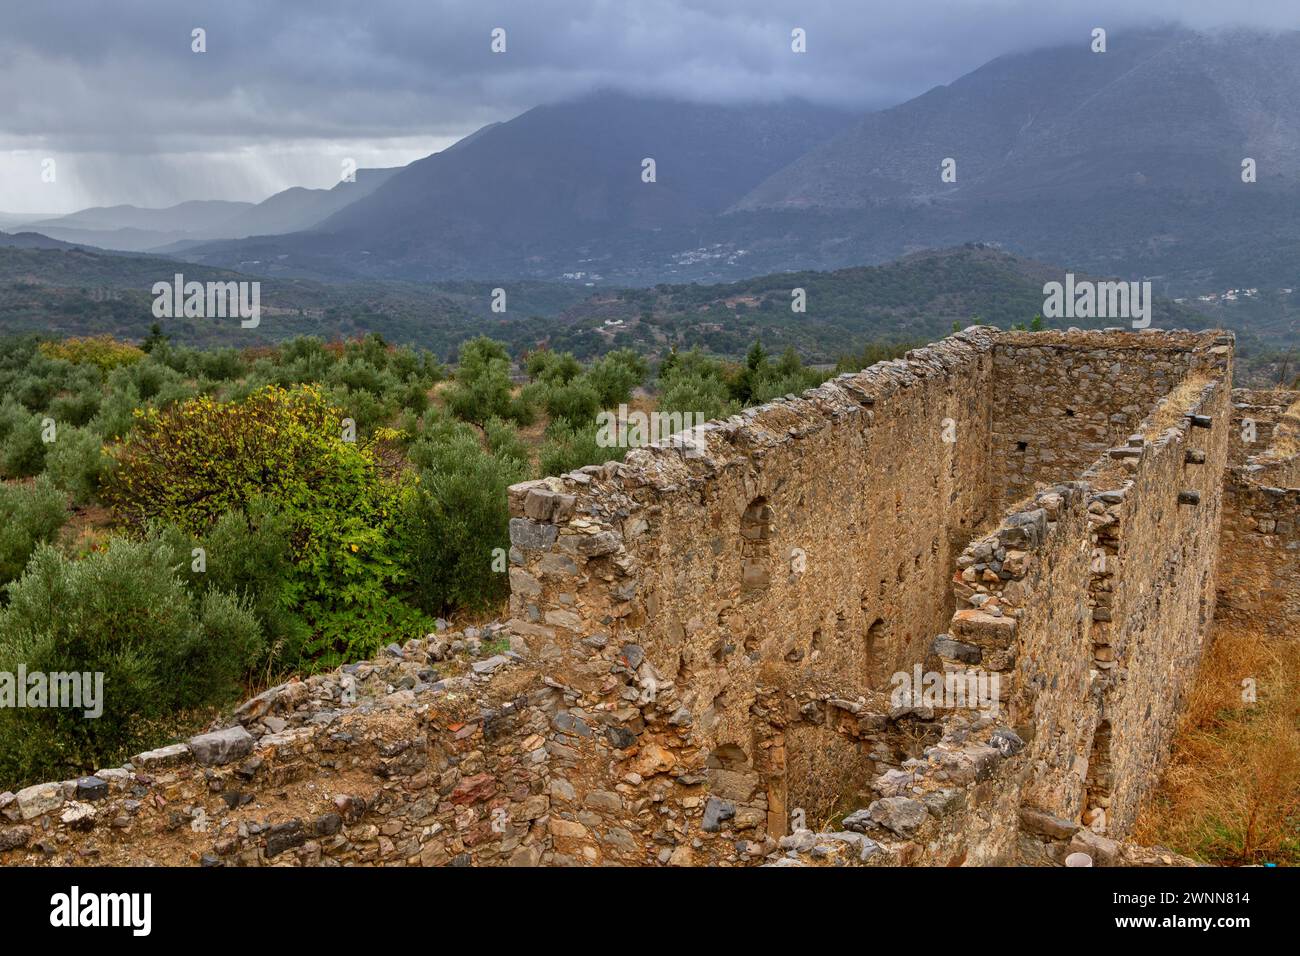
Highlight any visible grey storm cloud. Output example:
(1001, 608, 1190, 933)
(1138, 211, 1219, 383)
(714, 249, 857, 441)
(2, 0, 1298, 212)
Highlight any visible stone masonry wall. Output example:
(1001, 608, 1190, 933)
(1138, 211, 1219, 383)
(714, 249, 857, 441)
(946, 331, 1232, 848)
(1227, 388, 1296, 468)
(1, 631, 564, 867)
(1217, 479, 1300, 629)
(0, 328, 1248, 868)
(948, 484, 1095, 822)
(504, 327, 1234, 863)
(1216, 390, 1300, 630)
(505, 327, 1003, 842)
(1082, 369, 1231, 837)
(990, 332, 1209, 507)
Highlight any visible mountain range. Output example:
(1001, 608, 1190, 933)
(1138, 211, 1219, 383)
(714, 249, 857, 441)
(7, 167, 398, 253)
(7, 27, 1300, 295)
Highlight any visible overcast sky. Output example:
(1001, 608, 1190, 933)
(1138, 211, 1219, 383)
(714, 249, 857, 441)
(2, 0, 1297, 215)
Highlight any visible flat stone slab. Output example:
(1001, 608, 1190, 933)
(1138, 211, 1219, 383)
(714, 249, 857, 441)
(132, 742, 193, 770)
(188, 726, 254, 766)
(14, 782, 63, 820)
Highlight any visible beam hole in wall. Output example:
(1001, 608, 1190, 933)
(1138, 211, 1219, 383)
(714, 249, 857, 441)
(740, 497, 772, 598)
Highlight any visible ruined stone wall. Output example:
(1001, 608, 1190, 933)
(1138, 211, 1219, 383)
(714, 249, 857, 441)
(1227, 388, 1296, 468)
(990, 332, 1209, 507)
(506, 328, 1002, 838)
(1084, 371, 1231, 837)
(1, 635, 564, 867)
(503, 327, 1234, 862)
(948, 333, 1232, 846)
(1217, 476, 1300, 630)
(0, 329, 1249, 869)
(1214, 389, 1300, 629)
(949, 485, 1095, 822)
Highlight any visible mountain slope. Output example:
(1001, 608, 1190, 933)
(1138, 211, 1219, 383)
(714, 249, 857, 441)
(715, 28, 1300, 292)
(179, 92, 855, 280)
(203, 166, 401, 241)
(0, 230, 84, 250)
(738, 29, 1300, 209)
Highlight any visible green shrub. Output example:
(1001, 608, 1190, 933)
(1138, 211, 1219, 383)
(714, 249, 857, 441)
(484, 416, 531, 463)
(43, 425, 108, 505)
(89, 384, 141, 441)
(538, 420, 619, 477)
(445, 362, 514, 424)
(328, 383, 392, 435)
(444, 337, 533, 426)
(102, 385, 430, 668)
(0, 477, 67, 593)
(155, 501, 308, 676)
(526, 350, 582, 385)
(403, 418, 529, 613)
(0, 537, 263, 788)
(658, 372, 738, 423)
(0, 400, 48, 479)
(195, 347, 245, 381)
(394, 377, 431, 416)
(47, 385, 102, 428)
(543, 378, 602, 428)
(585, 349, 648, 406)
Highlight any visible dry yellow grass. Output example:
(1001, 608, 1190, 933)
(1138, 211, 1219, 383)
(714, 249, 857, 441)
(1144, 373, 1212, 438)
(1134, 619, 1300, 865)
(1259, 395, 1300, 461)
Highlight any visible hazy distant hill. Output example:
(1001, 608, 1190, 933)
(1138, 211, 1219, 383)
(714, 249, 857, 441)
(17, 169, 400, 253)
(0, 230, 83, 251)
(183, 167, 401, 244)
(19, 200, 254, 251)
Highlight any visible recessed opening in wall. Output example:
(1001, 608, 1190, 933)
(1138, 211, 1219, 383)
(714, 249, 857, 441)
(1066, 408, 1077, 418)
(1084, 719, 1113, 834)
(1016, 441, 1028, 452)
(740, 497, 772, 598)
(865, 618, 887, 688)
(706, 742, 751, 773)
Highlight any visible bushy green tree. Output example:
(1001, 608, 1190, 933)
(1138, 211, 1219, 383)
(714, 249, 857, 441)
(657, 349, 740, 422)
(102, 385, 430, 667)
(585, 349, 647, 406)
(44, 425, 109, 505)
(525, 350, 582, 385)
(403, 416, 530, 613)
(0, 537, 263, 788)
(543, 377, 602, 428)
(0, 399, 48, 478)
(0, 477, 67, 594)
(154, 500, 307, 677)
(539, 420, 619, 477)
(444, 337, 533, 426)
